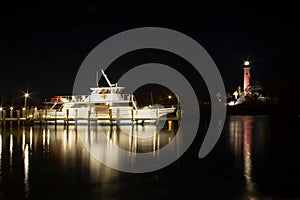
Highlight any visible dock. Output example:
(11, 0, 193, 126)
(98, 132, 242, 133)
(0, 108, 181, 127)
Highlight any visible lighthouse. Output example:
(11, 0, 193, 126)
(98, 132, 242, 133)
(243, 61, 251, 95)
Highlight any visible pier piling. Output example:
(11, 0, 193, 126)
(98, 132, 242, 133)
(109, 109, 113, 124)
(17, 110, 20, 126)
(75, 109, 78, 127)
(66, 109, 69, 126)
(54, 110, 57, 127)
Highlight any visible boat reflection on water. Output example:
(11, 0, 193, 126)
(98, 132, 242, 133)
(2, 116, 300, 199)
(79, 123, 177, 153)
(77, 121, 179, 172)
(0, 121, 178, 199)
(49, 121, 178, 175)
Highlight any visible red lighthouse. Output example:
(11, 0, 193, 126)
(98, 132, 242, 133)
(243, 61, 251, 95)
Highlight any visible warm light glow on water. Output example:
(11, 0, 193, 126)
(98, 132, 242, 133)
(47, 129, 50, 150)
(1, 117, 300, 199)
(24, 144, 29, 196)
(9, 134, 13, 157)
(22, 130, 25, 150)
(63, 129, 67, 152)
(168, 120, 172, 131)
(76, 124, 176, 166)
(0, 132, 2, 160)
(42, 129, 46, 148)
(29, 127, 33, 150)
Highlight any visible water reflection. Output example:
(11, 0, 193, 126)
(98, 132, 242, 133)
(228, 115, 258, 199)
(0, 130, 2, 177)
(0, 122, 177, 199)
(1, 117, 298, 199)
(77, 123, 178, 172)
(24, 143, 29, 197)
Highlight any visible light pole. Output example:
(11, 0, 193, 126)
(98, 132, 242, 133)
(24, 92, 29, 110)
(10, 106, 13, 118)
(167, 95, 172, 104)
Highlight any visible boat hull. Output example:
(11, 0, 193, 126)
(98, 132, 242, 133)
(38, 107, 176, 125)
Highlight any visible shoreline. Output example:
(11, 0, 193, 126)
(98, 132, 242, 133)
(199, 103, 300, 117)
(226, 103, 300, 116)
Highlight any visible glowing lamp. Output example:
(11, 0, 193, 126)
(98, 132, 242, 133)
(244, 61, 250, 66)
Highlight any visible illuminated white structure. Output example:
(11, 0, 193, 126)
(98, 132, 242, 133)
(44, 70, 176, 124)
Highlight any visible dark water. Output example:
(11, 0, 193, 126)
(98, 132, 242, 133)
(1, 115, 300, 200)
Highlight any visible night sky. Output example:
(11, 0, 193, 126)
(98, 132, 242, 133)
(1, 2, 299, 106)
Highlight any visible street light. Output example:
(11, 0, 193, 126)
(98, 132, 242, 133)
(24, 92, 29, 110)
(167, 95, 173, 106)
(10, 106, 13, 118)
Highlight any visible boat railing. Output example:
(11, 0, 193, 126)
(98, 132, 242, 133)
(115, 94, 132, 101)
(51, 95, 89, 103)
(52, 94, 133, 103)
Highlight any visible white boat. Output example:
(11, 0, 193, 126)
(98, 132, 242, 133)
(42, 70, 176, 125)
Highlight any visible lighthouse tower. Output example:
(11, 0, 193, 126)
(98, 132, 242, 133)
(243, 61, 251, 95)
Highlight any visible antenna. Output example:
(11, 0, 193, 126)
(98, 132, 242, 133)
(96, 71, 99, 87)
(101, 69, 116, 87)
(150, 92, 153, 105)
